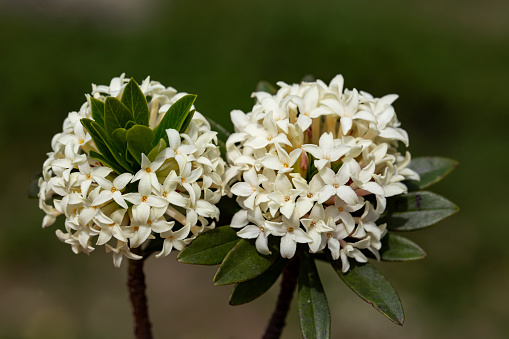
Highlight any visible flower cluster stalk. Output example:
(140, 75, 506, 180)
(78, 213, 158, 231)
(263, 252, 301, 339)
(128, 251, 152, 339)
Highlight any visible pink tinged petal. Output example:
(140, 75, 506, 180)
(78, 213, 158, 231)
(112, 191, 129, 209)
(280, 233, 297, 259)
(318, 185, 336, 204)
(167, 191, 187, 207)
(237, 225, 261, 239)
(300, 151, 309, 172)
(328, 238, 341, 260)
(336, 186, 358, 205)
(340, 117, 353, 135)
(361, 182, 385, 196)
(295, 199, 314, 218)
(255, 233, 271, 255)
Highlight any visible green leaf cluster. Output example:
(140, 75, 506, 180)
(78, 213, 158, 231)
(176, 156, 458, 338)
(80, 78, 196, 174)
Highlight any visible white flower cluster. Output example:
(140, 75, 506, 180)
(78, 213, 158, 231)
(38, 74, 225, 267)
(225, 75, 419, 272)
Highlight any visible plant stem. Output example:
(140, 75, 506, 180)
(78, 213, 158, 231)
(128, 251, 153, 339)
(262, 252, 301, 339)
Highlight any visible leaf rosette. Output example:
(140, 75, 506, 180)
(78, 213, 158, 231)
(37, 74, 226, 267)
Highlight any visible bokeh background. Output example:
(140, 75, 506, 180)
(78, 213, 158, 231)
(1, 0, 508, 338)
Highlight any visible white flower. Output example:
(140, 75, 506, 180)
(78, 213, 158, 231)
(225, 74, 415, 271)
(38, 74, 226, 266)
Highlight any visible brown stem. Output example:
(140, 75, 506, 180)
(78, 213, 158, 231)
(128, 251, 153, 339)
(262, 251, 301, 339)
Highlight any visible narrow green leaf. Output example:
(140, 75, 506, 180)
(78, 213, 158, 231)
(126, 125, 155, 164)
(255, 80, 277, 95)
(90, 120, 133, 173)
(381, 191, 459, 231)
(331, 260, 404, 325)
(179, 109, 195, 133)
(121, 78, 149, 126)
(147, 138, 167, 162)
(298, 252, 331, 339)
(81, 118, 123, 173)
(90, 97, 105, 128)
(306, 153, 318, 181)
(230, 257, 287, 305)
(153, 94, 197, 145)
(89, 151, 125, 174)
(104, 97, 134, 136)
(213, 239, 278, 286)
(404, 157, 458, 191)
(205, 115, 232, 143)
(177, 226, 240, 265)
(379, 233, 426, 261)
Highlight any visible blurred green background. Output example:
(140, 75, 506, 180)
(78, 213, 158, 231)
(1, 0, 508, 338)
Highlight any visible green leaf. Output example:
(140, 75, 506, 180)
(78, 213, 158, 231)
(112, 128, 127, 151)
(125, 120, 137, 130)
(89, 150, 125, 174)
(213, 239, 278, 286)
(381, 191, 459, 231)
(298, 252, 331, 339)
(90, 97, 105, 128)
(177, 226, 240, 265)
(81, 118, 124, 173)
(126, 125, 155, 164)
(255, 80, 277, 95)
(121, 78, 149, 126)
(205, 115, 232, 143)
(179, 109, 195, 133)
(89, 120, 133, 173)
(104, 97, 134, 136)
(229, 257, 287, 305)
(306, 153, 318, 181)
(153, 94, 197, 145)
(147, 138, 167, 162)
(379, 233, 426, 261)
(404, 157, 458, 191)
(331, 260, 404, 325)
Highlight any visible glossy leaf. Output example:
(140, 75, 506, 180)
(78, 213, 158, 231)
(90, 97, 105, 128)
(177, 226, 240, 265)
(331, 260, 404, 325)
(112, 128, 127, 151)
(379, 233, 426, 261)
(121, 78, 149, 126)
(126, 125, 155, 164)
(404, 157, 458, 191)
(125, 120, 137, 130)
(213, 239, 278, 286)
(147, 138, 167, 162)
(91, 120, 133, 173)
(229, 257, 287, 305)
(382, 191, 459, 231)
(153, 94, 196, 145)
(81, 118, 123, 173)
(89, 150, 125, 174)
(255, 80, 277, 95)
(179, 109, 195, 133)
(299, 252, 331, 339)
(104, 97, 134, 136)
